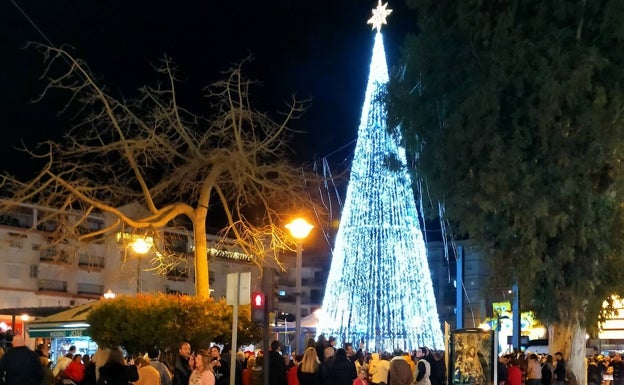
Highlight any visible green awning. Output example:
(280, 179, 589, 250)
(27, 301, 100, 339)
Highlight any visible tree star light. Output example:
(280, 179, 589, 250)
(367, 0, 392, 32)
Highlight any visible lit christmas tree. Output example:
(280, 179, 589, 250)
(317, 1, 444, 352)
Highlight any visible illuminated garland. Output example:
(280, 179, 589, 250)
(317, 30, 444, 352)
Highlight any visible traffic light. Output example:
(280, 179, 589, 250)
(251, 291, 265, 324)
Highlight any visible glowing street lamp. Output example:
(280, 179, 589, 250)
(129, 236, 153, 294)
(103, 289, 116, 299)
(131, 238, 153, 254)
(285, 218, 313, 355)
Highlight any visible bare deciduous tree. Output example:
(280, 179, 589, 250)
(1, 44, 318, 297)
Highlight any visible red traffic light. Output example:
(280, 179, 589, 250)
(252, 292, 265, 308)
(251, 292, 265, 324)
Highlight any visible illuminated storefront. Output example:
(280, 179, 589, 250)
(27, 302, 100, 361)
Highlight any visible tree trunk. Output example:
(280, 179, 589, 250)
(548, 322, 586, 385)
(194, 214, 210, 298)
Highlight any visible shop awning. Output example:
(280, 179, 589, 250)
(27, 301, 101, 338)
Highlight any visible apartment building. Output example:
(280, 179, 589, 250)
(0, 203, 278, 326)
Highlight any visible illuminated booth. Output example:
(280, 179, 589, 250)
(27, 301, 100, 361)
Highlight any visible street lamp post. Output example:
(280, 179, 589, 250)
(131, 237, 152, 294)
(285, 218, 314, 355)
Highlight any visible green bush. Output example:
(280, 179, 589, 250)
(87, 294, 262, 355)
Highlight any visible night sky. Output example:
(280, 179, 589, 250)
(1, 0, 417, 177)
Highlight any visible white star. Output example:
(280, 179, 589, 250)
(367, 0, 393, 32)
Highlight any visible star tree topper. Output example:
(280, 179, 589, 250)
(367, 0, 392, 32)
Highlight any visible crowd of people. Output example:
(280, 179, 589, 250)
(0, 334, 447, 385)
(14, 333, 624, 385)
(496, 352, 565, 385)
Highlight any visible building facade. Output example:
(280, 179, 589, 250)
(0, 202, 502, 348)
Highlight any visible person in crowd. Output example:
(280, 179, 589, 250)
(354, 354, 368, 377)
(315, 335, 328, 364)
(353, 369, 369, 385)
(432, 352, 446, 385)
(243, 356, 256, 385)
(604, 356, 614, 385)
(236, 351, 246, 385)
(0, 335, 44, 385)
(611, 354, 624, 385)
(368, 352, 390, 385)
(194, 351, 217, 385)
(210, 345, 230, 385)
(64, 354, 86, 384)
(419, 348, 439, 385)
(221, 346, 242, 385)
(40, 356, 55, 385)
(389, 350, 413, 385)
(53, 349, 74, 378)
(402, 352, 415, 379)
(321, 347, 336, 381)
(598, 356, 609, 385)
(189, 354, 197, 376)
(98, 347, 139, 385)
(134, 356, 161, 385)
(516, 353, 527, 384)
(541, 355, 554, 385)
(328, 348, 357, 385)
(92, 347, 110, 383)
(297, 347, 320, 385)
(345, 343, 363, 364)
(189, 352, 203, 385)
(250, 356, 263, 385)
(36, 343, 50, 359)
(506, 359, 522, 385)
(497, 355, 508, 385)
(173, 342, 192, 385)
(83, 354, 96, 385)
(553, 353, 567, 385)
(526, 354, 542, 385)
(414, 347, 431, 385)
(268, 341, 287, 385)
(287, 354, 302, 385)
(147, 347, 171, 385)
(588, 356, 602, 385)
(328, 338, 337, 353)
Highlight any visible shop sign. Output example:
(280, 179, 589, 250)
(28, 328, 87, 338)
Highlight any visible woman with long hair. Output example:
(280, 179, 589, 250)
(189, 353, 201, 385)
(192, 350, 217, 385)
(526, 354, 542, 385)
(297, 347, 321, 385)
(98, 347, 139, 385)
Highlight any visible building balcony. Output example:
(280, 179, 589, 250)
(77, 283, 104, 296)
(77, 254, 105, 270)
(39, 248, 70, 264)
(38, 279, 68, 293)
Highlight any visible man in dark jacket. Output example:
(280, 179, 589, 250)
(173, 341, 192, 385)
(0, 335, 44, 385)
(210, 345, 231, 385)
(268, 340, 287, 385)
(554, 352, 567, 385)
